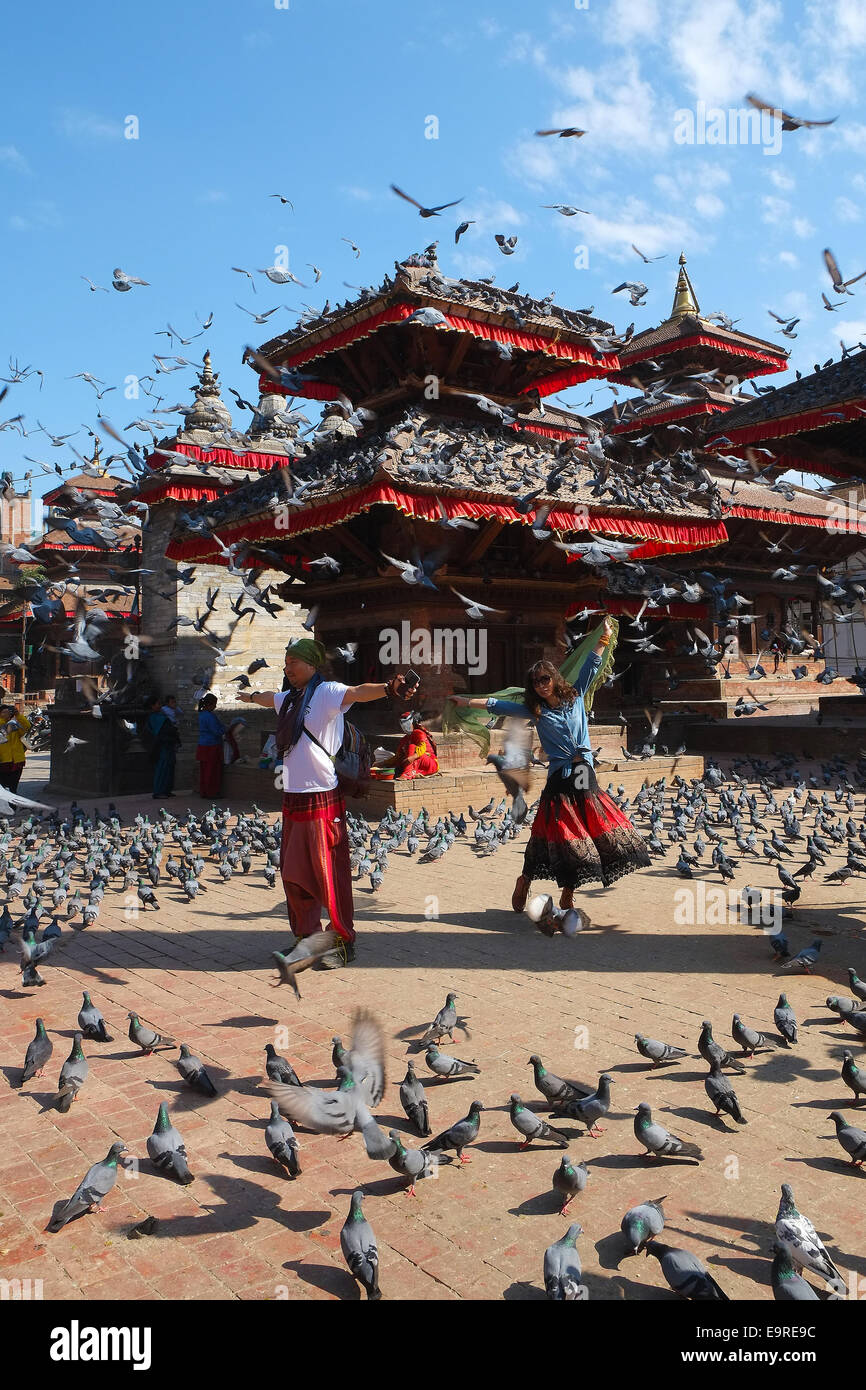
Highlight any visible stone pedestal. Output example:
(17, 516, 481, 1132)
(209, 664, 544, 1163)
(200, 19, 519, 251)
(47, 707, 152, 798)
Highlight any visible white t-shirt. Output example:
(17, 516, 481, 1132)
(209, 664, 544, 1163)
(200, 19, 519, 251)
(275, 681, 350, 793)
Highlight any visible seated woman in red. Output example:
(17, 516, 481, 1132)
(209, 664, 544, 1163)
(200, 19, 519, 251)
(395, 719, 439, 779)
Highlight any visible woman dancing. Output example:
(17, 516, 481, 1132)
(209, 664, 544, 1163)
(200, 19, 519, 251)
(451, 617, 650, 930)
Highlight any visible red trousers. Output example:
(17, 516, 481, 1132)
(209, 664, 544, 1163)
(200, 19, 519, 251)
(196, 744, 223, 798)
(280, 788, 355, 942)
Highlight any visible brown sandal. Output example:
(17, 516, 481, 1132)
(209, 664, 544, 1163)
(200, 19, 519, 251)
(512, 875, 530, 913)
(559, 888, 574, 910)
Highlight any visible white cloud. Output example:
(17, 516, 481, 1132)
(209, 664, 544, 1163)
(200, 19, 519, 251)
(8, 200, 61, 231)
(554, 55, 668, 154)
(599, 0, 663, 44)
(197, 190, 227, 205)
(792, 216, 815, 238)
(768, 167, 795, 190)
(0, 144, 31, 174)
(56, 108, 120, 140)
(694, 192, 725, 218)
(779, 251, 799, 268)
(340, 185, 374, 202)
(761, 194, 790, 224)
(835, 196, 861, 223)
(667, 0, 794, 107)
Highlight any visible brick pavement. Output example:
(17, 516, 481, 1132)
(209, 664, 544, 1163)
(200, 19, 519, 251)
(1, 762, 865, 1302)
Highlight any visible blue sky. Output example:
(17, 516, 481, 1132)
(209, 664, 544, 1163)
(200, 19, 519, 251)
(3, 0, 865, 526)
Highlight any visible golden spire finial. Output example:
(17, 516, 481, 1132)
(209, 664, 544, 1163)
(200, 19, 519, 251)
(670, 252, 700, 319)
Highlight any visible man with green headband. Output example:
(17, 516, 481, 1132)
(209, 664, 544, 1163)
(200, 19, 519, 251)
(241, 639, 415, 969)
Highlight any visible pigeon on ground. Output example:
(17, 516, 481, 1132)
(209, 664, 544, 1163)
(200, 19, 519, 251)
(698, 1021, 745, 1073)
(844, 1010, 866, 1039)
(556, 1073, 613, 1136)
(841, 1050, 866, 1105)
(771, 1246, 820, 1301)
(826, 996, 860, 1018)
(621, 1197, 666, 1255)
(387, 1131, 439, 1196)
(635, 1035, 687, 1067)
(781, 939, 822, 973)
(544, 1223, 584, 1300)
(146, 1103, 194, 1184)
(634, 1103, 703, 1161)
(20, 1016, 52, 1084)
(421, 991, 458, 1043)
(423, 1100, 484, 1163)
(705, 1060, 747, 1125)
(424, 1044, 480, 1079)
(848, 967, 866, 1003)
(265, 1100, 301, 1178)
(399, 1061, 430, 1136)
(732, 1014, 777, 1056)
(645, 1242, 729, 1299)
(774, 994, 798, 1046)
(78, 991, 113, 1042)
(528, 1055, 593, 1108)
(509, 1093, 570, 1149)
(46, 1142, 128, 1232)
(176, 1044, 217, 1096)
(264, 1043, 300, 1086)
(827, 1110, 866, 1166)
(267, 1066, 394, 1160)
(775, 1183, 845, 1293)
(552, 1155, 588, 1213)
(52, 1032, 88, 1112)
(127, 1012, 175, 1054)
(340, 1189, 381, 1300)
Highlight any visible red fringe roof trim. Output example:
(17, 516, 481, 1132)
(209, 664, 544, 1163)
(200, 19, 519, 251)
(166, 481, 728, 564)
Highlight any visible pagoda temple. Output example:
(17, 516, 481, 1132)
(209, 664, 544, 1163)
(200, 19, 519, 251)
(165, 250, 727, 721)
(46, 247, 866, 800)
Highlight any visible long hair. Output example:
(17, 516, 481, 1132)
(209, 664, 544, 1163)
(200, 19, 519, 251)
(523, 659, 577, 717)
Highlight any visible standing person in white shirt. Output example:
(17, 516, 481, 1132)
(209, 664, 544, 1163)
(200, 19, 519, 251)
(240, 638, 414, 971)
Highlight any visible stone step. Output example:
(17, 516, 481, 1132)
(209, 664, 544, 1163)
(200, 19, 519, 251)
(221, 753, 706, 816)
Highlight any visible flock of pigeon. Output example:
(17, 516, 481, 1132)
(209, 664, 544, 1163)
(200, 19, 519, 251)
(2, 741, 866, 1299)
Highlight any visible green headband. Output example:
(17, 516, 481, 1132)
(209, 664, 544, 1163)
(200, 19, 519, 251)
(285, 638, 326, 667)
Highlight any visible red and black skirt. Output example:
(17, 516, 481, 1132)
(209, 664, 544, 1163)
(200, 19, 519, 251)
(523, 764, 650, 890)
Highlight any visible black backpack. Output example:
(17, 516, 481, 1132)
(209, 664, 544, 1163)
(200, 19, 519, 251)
(303, 720, 373, 799)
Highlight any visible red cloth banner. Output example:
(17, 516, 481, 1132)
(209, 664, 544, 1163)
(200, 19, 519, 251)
(707, 398, 866, 449)
(165, 480, 729, 564)
(619, 334, 787, 376)
(610, 400, 727, 433)
(255, 301, 620, 390)
(147, 444, 288, 472)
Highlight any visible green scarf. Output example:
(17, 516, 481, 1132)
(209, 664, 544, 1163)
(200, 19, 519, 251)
(442, 618, 619, 758)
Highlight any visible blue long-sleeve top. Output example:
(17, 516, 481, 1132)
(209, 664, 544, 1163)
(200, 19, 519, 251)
(197, 710, 226, 746)
(486, 652, 602, 779)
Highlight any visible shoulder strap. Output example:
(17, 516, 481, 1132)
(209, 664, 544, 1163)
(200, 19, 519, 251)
(302, 723, 335, 761)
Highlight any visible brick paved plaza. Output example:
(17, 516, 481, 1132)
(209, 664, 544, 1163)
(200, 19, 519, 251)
(1, 758, 865, 1302)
